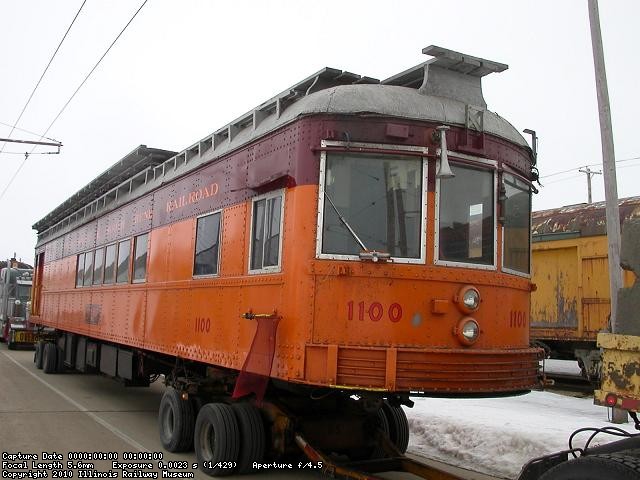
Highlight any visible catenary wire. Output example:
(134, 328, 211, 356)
(0, 0, 87, 155)
(0, 0, 149, 202)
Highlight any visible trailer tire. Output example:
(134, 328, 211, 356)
(194, 403, 239, 476)
(231, 403, 265, 473)
(34, 341, 44, 369)
(158, 387, 195, 452)
(56, 345, 65, 372)
(539, 452, 640, 480)
(42, 343, 57, 374)
(382, 402, 409, 454)
(369, 408, 391, 459)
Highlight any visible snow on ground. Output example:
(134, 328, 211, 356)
(406, 390, 636, 479)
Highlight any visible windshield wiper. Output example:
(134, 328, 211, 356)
(324, 192, 368, 251)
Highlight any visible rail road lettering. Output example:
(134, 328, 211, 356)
(195, 316, 211, 333)
(166, 182, 219, 213)
(347, 301, 402, 323)
(509, 310, 527, 328)
(133, 208, 153, 225)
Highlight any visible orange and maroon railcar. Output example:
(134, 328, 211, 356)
(30, 46, 540, 473)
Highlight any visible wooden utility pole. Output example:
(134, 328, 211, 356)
(578, 166, 602, 203)
(588, 0, 622, 333)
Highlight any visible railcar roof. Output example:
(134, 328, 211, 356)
(34, 45, 530, 239)
(532, 195, 640, 239)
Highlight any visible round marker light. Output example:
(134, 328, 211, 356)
(455, 317, 480, 346)
(605, 393, 618, 407)
(455, 286, 481, 313)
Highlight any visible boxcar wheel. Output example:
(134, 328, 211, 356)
(194, 403, 239, 476)
(158, 387, 195, 452)
(539, 452, 640, 480)
(34, 341, 44, 369)
(231, 403, 265, 473)
(382, 402, 409, 454)
(42, 343, 57, 374)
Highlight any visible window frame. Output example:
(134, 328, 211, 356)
(103, 243, 117, 285)
(92, 247, 105, 285)
(132, 233, 150, 283)
(434, 152, 498, 271)
(116, 239, 131, 284)
(193, 210, 223, 278)
(76, 253, 85, 287)
(248, 189, 285, 274)
(501, 170, 532, 278)
(315, 140, 428, 264)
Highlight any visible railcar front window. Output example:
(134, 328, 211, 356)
(438, 164, 494, 265)
(116, 239, 131, 283)
(133, 233, 149, 282)
(503, 173, 531, 274)
(194, 213, 221, 276)
(321, 153, 422, 258)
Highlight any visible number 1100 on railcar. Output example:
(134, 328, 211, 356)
(30, 46, 541, 473)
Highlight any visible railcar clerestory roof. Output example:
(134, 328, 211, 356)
(34, 45, 529, 240)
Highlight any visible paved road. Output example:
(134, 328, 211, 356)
(0, 348, 499, 480)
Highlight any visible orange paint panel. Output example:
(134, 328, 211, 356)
(220, 204, 247, 277)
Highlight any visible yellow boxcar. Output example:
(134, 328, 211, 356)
(531, 196, 639, 378)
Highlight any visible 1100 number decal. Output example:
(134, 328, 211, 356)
(347, 301, 402, 323)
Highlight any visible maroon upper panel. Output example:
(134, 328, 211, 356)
(42, 114, 532, 256)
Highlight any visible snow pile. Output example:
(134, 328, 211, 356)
(406, 391, 635, 479)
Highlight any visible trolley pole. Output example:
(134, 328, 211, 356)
(588, 0, 622, 333)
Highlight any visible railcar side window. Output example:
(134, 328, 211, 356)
(438, 164, 494, 266)
(116, 239, 131, 283)
(76, 253, 85, 287)
(194, 212, 221, 276)
(104, 244, 117, 284)
(133, 233, 149, 282)
(503, 174, 531, 274)
(250, 191, 283, 272)
(83, 250, 94, 286)
(321, 153, 423, 259)
(93, 248, 104, 285)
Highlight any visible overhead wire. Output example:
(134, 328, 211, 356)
(540, 155, 640, 179)
(0, 0, 150, 202)
(0, 0, 87, 155)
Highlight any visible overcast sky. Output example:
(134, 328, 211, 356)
(1, 0, 638, 264)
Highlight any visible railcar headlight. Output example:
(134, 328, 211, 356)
(14, 299, 21, 306)
(455, 286, 480, 313)
(455, 317, 480, 346)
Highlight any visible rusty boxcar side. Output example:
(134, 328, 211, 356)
(531, 196, 640, 378)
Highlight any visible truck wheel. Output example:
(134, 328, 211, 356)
(7, 331, 15, 350)
(194, 403, 239, 476)
(370, 408, 391, 459)
(540, 452, 640, 480)
(382, 402, 409, 454)
(56, 345, 65, 373)
(42, 343, 57, 374)
(231, 403, 265, 473)
(34, 341, 44, 369)
(158, 387, 195, 452)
